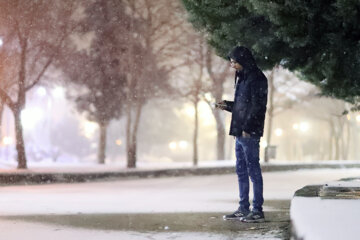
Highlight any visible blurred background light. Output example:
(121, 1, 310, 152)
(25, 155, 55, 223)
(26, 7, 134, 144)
(21, 108, 44, 129)
(52, 86, 65, 98)
(356, 115, 360, 122)
(81, 121, 98, 139)
(275, 128, 283, 137)
(169, 141, 177, 150)
(178, 140, 188, 150)
(2, 136, 13, 145)
(299, 122, 310, 132)
(36, 87, 47, 97)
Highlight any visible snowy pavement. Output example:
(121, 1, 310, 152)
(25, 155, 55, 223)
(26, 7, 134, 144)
(0, 168, 359, 239)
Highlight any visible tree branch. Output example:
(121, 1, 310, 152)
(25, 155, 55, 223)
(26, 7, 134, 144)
(0, 87, 15, 111)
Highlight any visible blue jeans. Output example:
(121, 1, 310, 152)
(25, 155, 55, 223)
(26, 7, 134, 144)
(235, 136, 264, 213)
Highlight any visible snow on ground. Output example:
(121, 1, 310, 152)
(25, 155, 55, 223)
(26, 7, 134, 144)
(0, 168, 358, 215)
(324, 179, 360, 187)
(0, 168, 359, 240)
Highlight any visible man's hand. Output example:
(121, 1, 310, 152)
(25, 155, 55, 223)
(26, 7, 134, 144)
(242, 131, 251, 138)
(215, 100, 227, 110)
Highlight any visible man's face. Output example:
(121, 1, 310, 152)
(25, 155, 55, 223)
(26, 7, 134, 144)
(230, 58, 243, 71)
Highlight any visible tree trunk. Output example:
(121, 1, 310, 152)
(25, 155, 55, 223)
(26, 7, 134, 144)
(126, 107, 136, 168)
(98, 122, 108, 164)
(329, 120, 341, 160)
(14, 109, 27, 169)
(334, 135, 340, 160)
(193, 101, 199, 166)
(213, 108, 225, 160)
(329, 120, 334, 160)
(126, 102, 143, 168)
(0, 101, 4, 138)
(341, 118, 350, 160)
(205, 46, 229, 161)
(265, 67, 276, 162)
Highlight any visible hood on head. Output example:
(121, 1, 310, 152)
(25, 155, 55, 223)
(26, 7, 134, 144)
(228, 46, 257, 70)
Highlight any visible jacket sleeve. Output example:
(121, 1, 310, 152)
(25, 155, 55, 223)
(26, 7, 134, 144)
(242, 74, 268, 133)
(224, 100, 234, 112)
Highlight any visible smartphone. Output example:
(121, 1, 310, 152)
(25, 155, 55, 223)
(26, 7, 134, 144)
(215, 103, 227, 108)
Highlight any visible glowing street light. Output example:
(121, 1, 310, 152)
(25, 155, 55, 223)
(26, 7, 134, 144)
(178, 141, 188, 150)
(52, 86, 65, 98)
(21, 108, 44, 129)
(36, 87, 47, 97)
(115, 139, 122, 146)
(299, 122, 310, 132)
(260, 139, 268, 148)
(356, 115, 360, 122)
(183, 105, 195, 117)
(275, 128, 283, 137)
(2, 137, 13, 145)
(169, 141, 177, 150)
(82, 120, 98, 139)
(0, 38, 3, 47)
(293, 122, 310, 132)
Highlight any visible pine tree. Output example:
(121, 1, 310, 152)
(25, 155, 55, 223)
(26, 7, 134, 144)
(58, 0, 130, 164)
(182, 0, 360, 109)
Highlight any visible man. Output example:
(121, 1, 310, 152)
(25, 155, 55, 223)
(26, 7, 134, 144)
(216, 46, 268, 223)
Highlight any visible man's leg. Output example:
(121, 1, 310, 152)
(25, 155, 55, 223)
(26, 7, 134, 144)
(235, 137, 250, 212)
(241, 137, 264, 213)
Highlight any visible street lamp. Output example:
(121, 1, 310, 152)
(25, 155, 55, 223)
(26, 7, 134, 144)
(169, 141, 177, 150)
(36, 87, 47, 97)
(178, 141, 188, 150)
(275, 128, 283, 137)
(356, 115, 360, 122)
(21, 108, 44, 129)
(299, 122, 310, 132)
(52, 86, 65, 98)
(115, 139, 122, 146)
(293, 122, 310, 132)
(2, 136, 13, 145)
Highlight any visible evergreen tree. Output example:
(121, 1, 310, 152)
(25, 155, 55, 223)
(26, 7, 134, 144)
(58, 0, 129, 164)
(182, 0, 360, 109)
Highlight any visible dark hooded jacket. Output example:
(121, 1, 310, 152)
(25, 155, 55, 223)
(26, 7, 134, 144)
(225, 46, 268, 137)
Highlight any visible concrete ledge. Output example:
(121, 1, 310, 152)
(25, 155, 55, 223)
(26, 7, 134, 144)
(294, 185, 322, 198)
(290, 177, 360, 240)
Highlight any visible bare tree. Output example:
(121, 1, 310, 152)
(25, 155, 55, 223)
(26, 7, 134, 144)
(186, 40, 206, 166)
(303, 98, 352, 160)
(0, 46, 18, 135)
(0, 1, 77, 168)
(264, 66, 318, 162)
(121, 0, 189, 168)
(202, 46, 232, 160)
